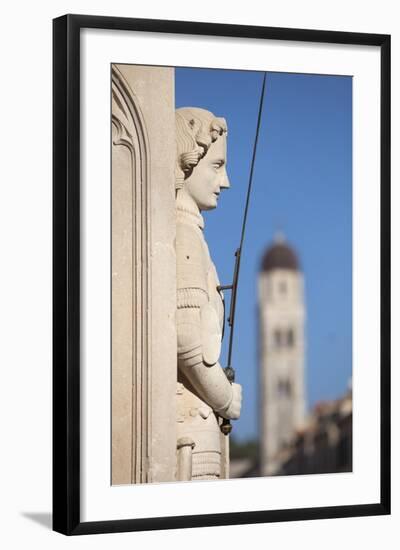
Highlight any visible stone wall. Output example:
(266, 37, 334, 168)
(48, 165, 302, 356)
(111, 64, 177, 484)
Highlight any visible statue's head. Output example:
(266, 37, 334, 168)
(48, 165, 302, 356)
(175, 107, 230, 211)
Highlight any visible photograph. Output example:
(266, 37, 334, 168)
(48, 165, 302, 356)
(111, 63, 353, 485)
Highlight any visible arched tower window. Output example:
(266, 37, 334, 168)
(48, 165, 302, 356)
(274, 328, 295, 349)
(277, 379, 292, 398)
(274, 329, 282, 348)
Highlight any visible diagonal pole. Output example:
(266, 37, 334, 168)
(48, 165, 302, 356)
(220, 72, 267, 435)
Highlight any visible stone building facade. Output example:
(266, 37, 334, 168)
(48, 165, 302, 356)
(111, 64, 177, 484)
(276, 388, 352, 475)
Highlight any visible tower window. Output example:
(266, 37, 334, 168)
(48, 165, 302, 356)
(274, 328, 295, 349)
(287, 328, 295, 347)
(274, 329, 282, 348)
(278, 379, 292, 397)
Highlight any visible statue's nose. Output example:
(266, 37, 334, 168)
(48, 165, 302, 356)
(220, 168, 230, 189)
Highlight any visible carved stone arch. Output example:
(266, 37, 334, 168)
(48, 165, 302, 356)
(111, 66, 151, 485)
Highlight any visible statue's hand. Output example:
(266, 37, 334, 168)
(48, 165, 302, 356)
(217, 383, 242, 420)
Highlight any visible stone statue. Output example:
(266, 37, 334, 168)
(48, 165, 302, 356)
(175, 107, 242, 481)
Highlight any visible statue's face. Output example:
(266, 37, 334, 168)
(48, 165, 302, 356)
(184, 135, 230, 211)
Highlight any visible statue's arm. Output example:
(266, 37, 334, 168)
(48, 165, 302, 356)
(176, 223, 241, 419)
(177, 303, 241, 420)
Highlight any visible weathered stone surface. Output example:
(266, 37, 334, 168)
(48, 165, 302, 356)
(111, 64, 176, 484)
(175, 108, 242, 480)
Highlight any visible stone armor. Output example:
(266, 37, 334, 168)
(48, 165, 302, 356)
(176, 201, 229, 480)
(174, 106, 241, 481)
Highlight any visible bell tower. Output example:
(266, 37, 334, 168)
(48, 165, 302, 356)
(258, 233, 306, 475)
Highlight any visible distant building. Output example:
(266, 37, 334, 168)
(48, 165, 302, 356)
(276, 387, 352, 475)
(258, 234, 306, 475)
(229, 234, 352, 479)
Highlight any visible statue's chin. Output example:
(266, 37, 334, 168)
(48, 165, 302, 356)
(200, 201, 218, 212)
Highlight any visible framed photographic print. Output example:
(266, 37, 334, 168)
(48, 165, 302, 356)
(53, 14, 390, 535)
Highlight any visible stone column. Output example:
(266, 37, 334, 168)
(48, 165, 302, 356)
(111, 64, 177, 484)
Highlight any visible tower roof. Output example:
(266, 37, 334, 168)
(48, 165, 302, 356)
(261, 233, 300, 272)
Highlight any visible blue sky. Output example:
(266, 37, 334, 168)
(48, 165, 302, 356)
(176, 68, 352, 442)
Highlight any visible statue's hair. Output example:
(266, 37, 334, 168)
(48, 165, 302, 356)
(175, 107, 227, 189)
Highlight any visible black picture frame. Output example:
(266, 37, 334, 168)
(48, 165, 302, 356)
(53, 13, 391, 535)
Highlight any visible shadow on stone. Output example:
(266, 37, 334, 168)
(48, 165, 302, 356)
(22, 512, 52, 530)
